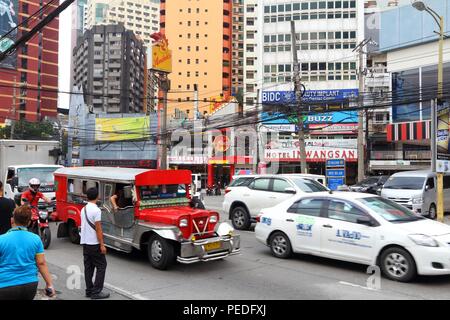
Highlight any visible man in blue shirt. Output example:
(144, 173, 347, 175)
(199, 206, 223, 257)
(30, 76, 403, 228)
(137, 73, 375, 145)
(0, 206, 55, 300)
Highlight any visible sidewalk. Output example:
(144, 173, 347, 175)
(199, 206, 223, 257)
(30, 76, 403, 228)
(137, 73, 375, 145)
(34, 262, 131, 300)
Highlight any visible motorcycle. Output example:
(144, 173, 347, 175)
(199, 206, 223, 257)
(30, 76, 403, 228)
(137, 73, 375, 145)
(29, 205, 52, 249)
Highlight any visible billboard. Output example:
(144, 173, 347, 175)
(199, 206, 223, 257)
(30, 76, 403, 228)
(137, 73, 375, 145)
(262, 89, 359, 104)
(262, 111, 358, 125)
(0, 0, 18, 69)
(95, 117, 150, 142)
(437, 100, 450, 173)
(152, 34, 172, 73)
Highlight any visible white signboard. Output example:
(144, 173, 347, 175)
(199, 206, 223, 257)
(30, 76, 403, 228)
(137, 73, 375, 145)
(264, 147, 357, 162)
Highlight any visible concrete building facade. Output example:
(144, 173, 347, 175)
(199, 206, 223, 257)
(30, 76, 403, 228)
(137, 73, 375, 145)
(0, 0, 59, 122)
(73, 24, 146, 113)
(84, 0, 160, 48)
(159, 0, 233, 117)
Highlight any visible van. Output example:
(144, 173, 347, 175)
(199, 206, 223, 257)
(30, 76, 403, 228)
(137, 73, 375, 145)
(380, 170, 450, 219)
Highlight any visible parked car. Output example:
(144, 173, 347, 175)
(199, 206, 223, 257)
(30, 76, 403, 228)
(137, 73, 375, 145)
(255, 191, 450, 282)
(380, 170, 450, 219)
(349, 175, 389, 194)
(223, 174, 329, 230)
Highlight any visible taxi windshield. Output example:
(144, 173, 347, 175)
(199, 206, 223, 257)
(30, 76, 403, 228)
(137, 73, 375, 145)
(140, 184, 186, 200)
(357, 197, 424, 223)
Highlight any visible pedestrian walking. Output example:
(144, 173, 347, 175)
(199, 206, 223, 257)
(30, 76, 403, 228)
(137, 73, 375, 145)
(0, 181, 16, 235)
(0, 205, 55, 300)
(80, 187, 109, 300)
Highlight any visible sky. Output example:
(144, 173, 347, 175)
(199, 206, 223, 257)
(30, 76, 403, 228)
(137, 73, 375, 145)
(56, 0, 415, 110)
(58, 0, 72, 110)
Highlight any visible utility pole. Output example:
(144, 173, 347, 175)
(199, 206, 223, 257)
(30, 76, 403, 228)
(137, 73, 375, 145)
(159, 74, 170, 170)
(436, 15, 445, 222)
(10, 76, 16, 139)
(354, 39, 370, 183)
(290, 20, 308, 174)
(194, 84, 199, 120)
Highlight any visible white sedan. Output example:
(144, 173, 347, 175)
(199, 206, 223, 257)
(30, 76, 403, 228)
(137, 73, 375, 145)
(255, 191, 450, 282)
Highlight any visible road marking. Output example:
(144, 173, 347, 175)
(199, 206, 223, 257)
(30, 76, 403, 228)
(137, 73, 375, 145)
(104, 282, 147, 300)
(339, 281, 379, 291)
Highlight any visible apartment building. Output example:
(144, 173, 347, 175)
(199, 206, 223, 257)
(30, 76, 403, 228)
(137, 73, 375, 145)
(0, 0, 59, 122)
(73, 25, 146, 113)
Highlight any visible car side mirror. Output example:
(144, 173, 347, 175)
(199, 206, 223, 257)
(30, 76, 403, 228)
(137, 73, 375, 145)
(284, 187, 297, 194)
(357, 216, 373, 226)
(425, 185, 430, 192)
(377, 182, 383, 186)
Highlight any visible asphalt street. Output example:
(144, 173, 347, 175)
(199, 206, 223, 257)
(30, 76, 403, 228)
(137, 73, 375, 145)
(36, 195, 450, 300)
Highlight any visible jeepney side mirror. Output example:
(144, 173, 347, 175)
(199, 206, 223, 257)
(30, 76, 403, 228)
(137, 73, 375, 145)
(11, 177, 18, 190)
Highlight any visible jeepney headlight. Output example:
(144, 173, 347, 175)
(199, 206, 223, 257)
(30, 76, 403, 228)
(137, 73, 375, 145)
(179, 218, 188, 228)
(210, 215, 218, 223)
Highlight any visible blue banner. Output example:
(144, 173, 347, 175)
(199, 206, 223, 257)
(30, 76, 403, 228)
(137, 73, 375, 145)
(326, 169, 346, 177)
(262, 89, 359, 104)
(262, 111, 358, 125)
(328, 178, 345, 191)
(326, 159, 346, 167)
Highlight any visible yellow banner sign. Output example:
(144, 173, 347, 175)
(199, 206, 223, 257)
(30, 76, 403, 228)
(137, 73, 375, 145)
(152, 35, 172, 73)
(95, 117, 150, 142)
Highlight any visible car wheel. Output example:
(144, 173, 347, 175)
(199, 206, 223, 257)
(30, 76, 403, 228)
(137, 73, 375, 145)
(269, 232, 292, 259)
(428, 204, 437, 220)
(231, 206, 251, 230)
(68, 220, 80, 245)
(380, 247, 417, 282)
(147, 234, 175, 270)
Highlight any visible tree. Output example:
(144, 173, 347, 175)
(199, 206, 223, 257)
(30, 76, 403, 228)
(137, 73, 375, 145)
(0, 119, 59, 140)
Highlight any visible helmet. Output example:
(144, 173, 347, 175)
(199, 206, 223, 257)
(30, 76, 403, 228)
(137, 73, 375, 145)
(29, 178, 41, 193)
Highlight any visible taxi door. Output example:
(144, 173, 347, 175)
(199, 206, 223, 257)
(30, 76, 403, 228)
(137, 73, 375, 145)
(320, 199, 377, 264)
(284, 198, 328, 255)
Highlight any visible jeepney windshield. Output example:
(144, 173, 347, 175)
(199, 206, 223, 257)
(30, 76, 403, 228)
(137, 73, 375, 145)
(140, 184, 187, 200)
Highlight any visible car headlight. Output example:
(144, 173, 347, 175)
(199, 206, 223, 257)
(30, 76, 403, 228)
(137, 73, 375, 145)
(179, 218, 188, 228)
(39, 211, 48, 220)
(409, 234, 439, 247)
(412, 197, 423, 205)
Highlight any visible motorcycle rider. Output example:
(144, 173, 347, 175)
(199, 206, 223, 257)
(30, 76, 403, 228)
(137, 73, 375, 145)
(21, 178, 52, 207)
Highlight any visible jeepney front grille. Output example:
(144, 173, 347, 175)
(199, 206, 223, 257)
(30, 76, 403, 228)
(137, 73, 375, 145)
(192, 216, 214, 238)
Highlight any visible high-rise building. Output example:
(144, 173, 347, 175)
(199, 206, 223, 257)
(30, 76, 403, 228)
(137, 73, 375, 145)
(232, 0, 244, 98)
(0, 0, 59, 122)
(245, 0, 364, 111)
(84, 0, 160, 48)
(73, 24, 146, 113)
(159, 0, 233, 117)
(242, 0, 258, 107)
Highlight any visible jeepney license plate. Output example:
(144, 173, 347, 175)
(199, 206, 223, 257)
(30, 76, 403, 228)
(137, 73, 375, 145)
(204, 242, 221, 252)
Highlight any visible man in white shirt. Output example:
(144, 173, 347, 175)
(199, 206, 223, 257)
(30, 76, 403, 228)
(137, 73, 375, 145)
(80, 187, 109, 300)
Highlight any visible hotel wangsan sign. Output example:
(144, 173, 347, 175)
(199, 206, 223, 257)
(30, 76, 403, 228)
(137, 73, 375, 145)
(264, 147, 357, 162)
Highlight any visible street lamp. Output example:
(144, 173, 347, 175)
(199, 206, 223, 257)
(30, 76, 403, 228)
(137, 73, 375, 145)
(412, 0, 445, 221)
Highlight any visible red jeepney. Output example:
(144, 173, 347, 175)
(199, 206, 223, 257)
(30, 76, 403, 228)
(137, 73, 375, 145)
(54, 167, 240, 269)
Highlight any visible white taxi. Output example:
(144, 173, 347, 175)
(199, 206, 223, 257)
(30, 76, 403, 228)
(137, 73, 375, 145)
(255, 191, 450, 282)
